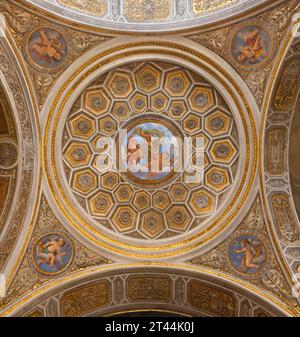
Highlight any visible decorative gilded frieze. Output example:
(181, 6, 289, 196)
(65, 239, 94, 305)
(273, 59, 300, 111)
(124, 0, 171, 22)
(127, 276, 171, 302)
(16, 269, 285, 317)
(187, 280, 236, 317)
(262, 36, 300, 290)
(0, 86, 18, 235)
(267, 128, 286, 176)
(60, 281, 110, 317)
(192, 0, 237, 14)
(57, 0, 240, 19)
(271, 193, 298, 243)
(58, 0, 106, 16)
(0, 43, 35, 271)
(24, 0, 269, 33)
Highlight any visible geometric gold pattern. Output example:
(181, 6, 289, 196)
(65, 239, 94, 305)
(164, 70, 191, 97)
(73, 169, 98, 196)
(188, 86, 214, 113)
(210, 139, 237, 164)
(112, 206, 138, 233)
(107, 71, 134, 99)
(150, 92, 169, 112)
(189, 188, 216, 216)
(205, 166, 231, 192)
(139, 210, 165, 239)
(64, 142, 92, 168)
(89, 191, 114, 217)
(166, 205, 192, 231)
(153, 191, 171, 211)
(129, 92, 148, 113)
(62, 60, 239, 240)
(84, 88, 111, 116)
(69, 114, 96, 140)
(133, 191, 151, 211)
(183, 113, 202, 134)
(205, 110, 231, 137)
(169, 100, 188, 119)
(135, 63, 161, 94)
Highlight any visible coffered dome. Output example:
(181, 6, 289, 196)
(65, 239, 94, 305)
(1, 0, 299, 319)
(61, 60, 240, 241)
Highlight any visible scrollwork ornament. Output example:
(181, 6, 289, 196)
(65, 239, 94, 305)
(261, 269, 298, 307)
(267, 0, 300, 40)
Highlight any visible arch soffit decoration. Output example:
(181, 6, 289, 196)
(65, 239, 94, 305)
(0, 33, 41, 282)
(6, 265, 289, 317)
(260, 26, 300, 303)
(21, 0, 274, 33)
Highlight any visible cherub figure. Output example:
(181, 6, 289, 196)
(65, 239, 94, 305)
(234, 239, 266, 272)
(31, 29, 64, 63)
(36, 237, 66, 268)
(237, 28, 267, 64)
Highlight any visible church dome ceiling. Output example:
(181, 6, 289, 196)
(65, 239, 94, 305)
(61, 60, 240, 241)
(0, 0, 300, 318)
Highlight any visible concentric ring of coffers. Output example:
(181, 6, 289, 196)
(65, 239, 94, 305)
(62, 61, 239, 240)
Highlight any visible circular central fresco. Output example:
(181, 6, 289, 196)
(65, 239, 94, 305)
(120, 115, 182, 188)
(61, 61, 239, 241)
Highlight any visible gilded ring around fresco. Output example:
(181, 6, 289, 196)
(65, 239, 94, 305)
(24, 26, 69, 72)
(228, 23, 275, 70)
(118, 114, 183, 189)
(45, 43, 257, 257)
(227, 230, 271, 280)
(31, 233, 74, 277)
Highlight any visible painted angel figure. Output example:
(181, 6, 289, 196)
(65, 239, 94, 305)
(237, 28, 267, 64)
(30, 29, 65, 64)
(36, 238, 67, 268)
(234, 238, 266, 272)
